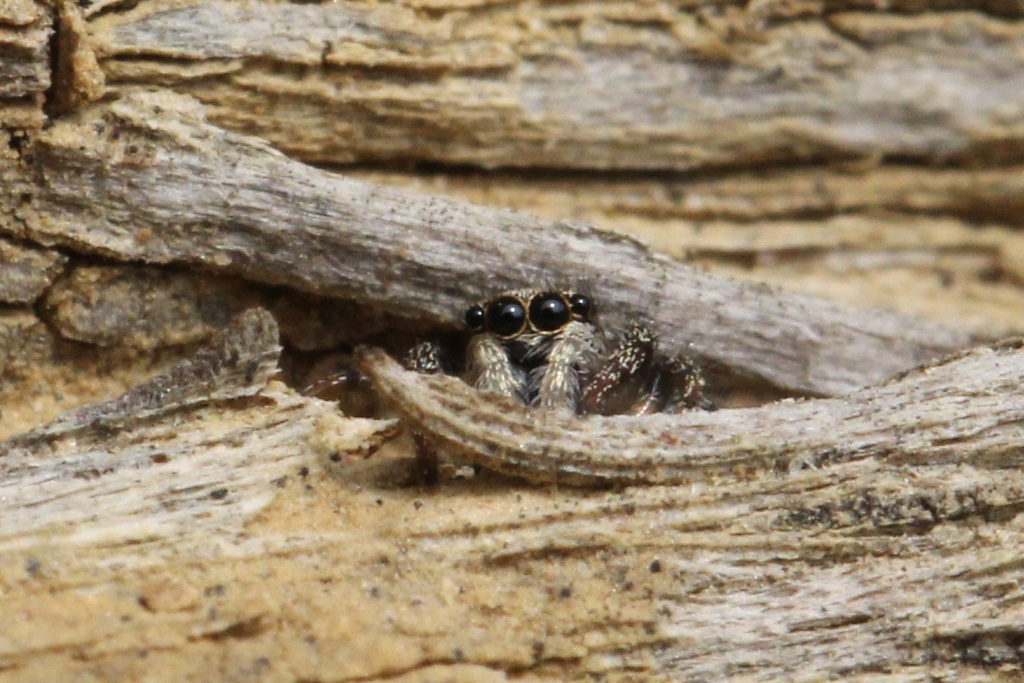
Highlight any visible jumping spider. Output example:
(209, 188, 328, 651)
(400, 290, 713, 481)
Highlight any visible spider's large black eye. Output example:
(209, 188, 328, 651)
(485, 296, 527, 337)
(568, 293, 591, 321)
(529, 292, 571, 332)
(464, 304, 486, 331)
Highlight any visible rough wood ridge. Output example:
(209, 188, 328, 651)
(0, 308, 395, 558)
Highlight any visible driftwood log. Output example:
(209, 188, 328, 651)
(1, 1, 1024, 681)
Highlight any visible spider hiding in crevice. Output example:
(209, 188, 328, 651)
(403, 289, 715, 483)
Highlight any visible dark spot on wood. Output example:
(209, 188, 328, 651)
(203, 615, 266, 641)
(74, 467, 112, 480)
(8, 133, 29, 155)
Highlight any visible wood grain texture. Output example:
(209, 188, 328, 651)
(357, 168, 1024, 337)
(0, 308, 396, 551)
(1, 1, 1023, 681)
(91, 3, 1024, 170)
(6, 91, 972, 396)
(40, 264, 257, 348)
(0, 236, 67, 304)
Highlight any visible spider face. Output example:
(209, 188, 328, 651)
(464, 290, 592, 340)
(412, 290, 711, 416)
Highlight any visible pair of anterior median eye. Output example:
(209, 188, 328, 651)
(464, 291, 592, 339)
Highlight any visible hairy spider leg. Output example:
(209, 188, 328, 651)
(578, 322, 714, 416)
(579, 322, 658, 416)
(526, 320, 604, 414)
(655, 355, 716, 413)
(403, 341, 446, 485)
(302, 370, 359, 398)
(466, 333, 529, 404)
(404, 340, 443, 374)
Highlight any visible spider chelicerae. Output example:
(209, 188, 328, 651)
(406, 289, 714, 418)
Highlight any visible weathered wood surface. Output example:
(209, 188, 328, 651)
(63, 0, 1024, 341)
(0, 309, 393, 547)
(2, 316, 1024, 681)
(0, 237, 67, 304)
(1, 1, 1024, 681)
(91, 3, 1024, 171)
(3, 92, 975, 397)
(358, 169, 1024, 337)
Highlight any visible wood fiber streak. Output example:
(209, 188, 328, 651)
(0, 0, 49, 127)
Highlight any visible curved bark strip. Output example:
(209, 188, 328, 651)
(10, 92, 971, 396)
(357, 340, 1024, 486)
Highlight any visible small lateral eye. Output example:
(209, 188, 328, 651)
(529, 292, 571, 333)
(464, 304, 486, 331)
(568, 293, 591, 321)
(485, 296, 527, 338)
